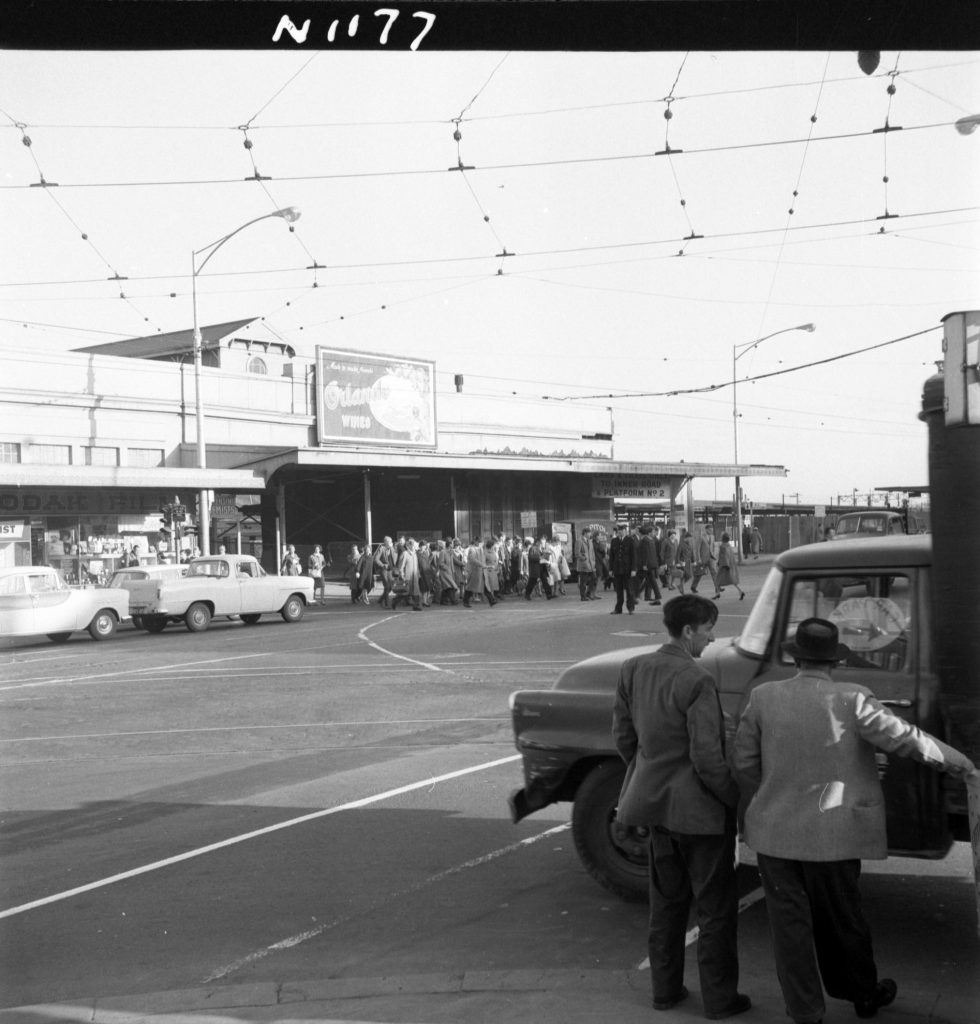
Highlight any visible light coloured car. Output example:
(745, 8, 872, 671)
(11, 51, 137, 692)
(107, 564, 188, 629)
(127, 554, 314, 633)
(0, 565, 130, 643)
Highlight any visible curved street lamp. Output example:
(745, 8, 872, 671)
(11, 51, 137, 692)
(191, 206, 301, 555)
(732, 322, 816, 561)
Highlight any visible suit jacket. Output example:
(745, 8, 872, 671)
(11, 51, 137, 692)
(733, 670, 974, 861)
(637, 534, 659, 571)
(608, 534, 637, 576)
(613, 642, 739, 834)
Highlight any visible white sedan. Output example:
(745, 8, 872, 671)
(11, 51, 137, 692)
(0, 565, 130, 643)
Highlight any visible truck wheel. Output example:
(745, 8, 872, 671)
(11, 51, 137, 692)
(571, 759, 649, 902)
(143, 616, 167, 633)
(185, 602, 212, 632)
(280, 595, 305, 622)
(241, 614, 261, 625)
(132, 615, 144, 630)
(88, 610, 117, 641)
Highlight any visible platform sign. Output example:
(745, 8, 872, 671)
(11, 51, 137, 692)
(315, 347, 437, 448)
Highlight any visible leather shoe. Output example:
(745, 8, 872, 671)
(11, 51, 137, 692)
(706, 994, 751, 1020)
(653, 985, 688, 1011)
(855, 979, 897, 1018)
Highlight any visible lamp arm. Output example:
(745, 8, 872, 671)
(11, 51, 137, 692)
(194, 211, 286, 275)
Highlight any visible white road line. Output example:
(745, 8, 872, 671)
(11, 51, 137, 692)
(0, 753, 521, 921)
(635, 885, 767, 970)
(357, 617, 445, 672)
(0, 718, 509, 744)
(202, 822, 572, 983)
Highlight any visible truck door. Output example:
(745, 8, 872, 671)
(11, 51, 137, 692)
(778, 569, 945, 854)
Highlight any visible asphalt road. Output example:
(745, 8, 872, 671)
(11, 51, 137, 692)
(1, 562, 977, 1021)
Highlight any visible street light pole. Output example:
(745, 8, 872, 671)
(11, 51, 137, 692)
(733, 322, 815, 562)
(190, 206, 301, 556)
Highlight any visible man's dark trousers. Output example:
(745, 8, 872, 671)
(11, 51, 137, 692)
(612, 573, 635, 612)
(648, 825, 740, 1014)
(756, 854, 877, 1024)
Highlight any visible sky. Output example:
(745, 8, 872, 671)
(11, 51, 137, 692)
(2, 42, 978, 507)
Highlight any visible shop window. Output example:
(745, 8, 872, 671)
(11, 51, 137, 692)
(247, 356, 268, 375)
(127, 447, 165, 468)
(0, 442, 21, 463)
(29, 444, 72, 465)
(84, 445, 119, 467)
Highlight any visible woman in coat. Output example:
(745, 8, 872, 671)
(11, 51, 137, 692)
(660, 529, 678, 590)
(483, 538, 501, 599)
(434, 540, 459, 605)
(713, 532, 745, 600)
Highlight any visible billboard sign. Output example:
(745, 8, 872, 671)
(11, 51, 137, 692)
(315, 347, 437, 448)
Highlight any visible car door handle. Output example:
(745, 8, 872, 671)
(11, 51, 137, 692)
(879, 699, 912, 708)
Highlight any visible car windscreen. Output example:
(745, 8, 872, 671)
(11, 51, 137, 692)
(737, 565, 783, 658)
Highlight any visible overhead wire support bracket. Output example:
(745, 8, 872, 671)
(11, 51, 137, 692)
(873, 122, 903, 134)
(655, 145, 683, 156)
(29, 177, 58, 187)
(496, 249, 515, 258)
(245, 171, 272, 181)
(107, 273, 129, 281)
(448, 158, 475, 172)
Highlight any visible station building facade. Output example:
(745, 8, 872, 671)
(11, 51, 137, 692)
(0, 323, 787, 578)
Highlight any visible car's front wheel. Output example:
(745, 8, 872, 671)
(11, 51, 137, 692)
(88, 610, 117, 641)
(47, 632, 71, 644)
(280, 595, 305, 623)
(571, 759, 649, 902)
(184, 602, 212, 632)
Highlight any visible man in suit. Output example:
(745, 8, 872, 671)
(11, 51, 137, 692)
(613, 594, 750, 1020)
(635, 522, 663, 605)
(575, 527, 597, 601)
(608, 522, 638, 614)
(734, 618, 976, 1024)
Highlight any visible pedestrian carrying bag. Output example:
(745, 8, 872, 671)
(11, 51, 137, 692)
(391, 572, 408, 595)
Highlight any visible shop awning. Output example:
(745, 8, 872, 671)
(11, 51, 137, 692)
(0, 465, 265, 491)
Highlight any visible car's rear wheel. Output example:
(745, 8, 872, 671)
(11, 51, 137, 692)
(132, 615, 144, 630)
(571, 759, 649, 902)
(185, 602, 212, 632)
(143, 615, 167, 633)
(280, 595, 305, 622)
(88, 610, 117, 641)
(241, 613, 261, 625)
(47, 632, 71, 644)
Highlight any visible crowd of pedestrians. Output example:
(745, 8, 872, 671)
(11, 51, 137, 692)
(283, 520, 748, 613)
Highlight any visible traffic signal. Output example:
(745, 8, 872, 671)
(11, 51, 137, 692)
(159, 502, 173, 537)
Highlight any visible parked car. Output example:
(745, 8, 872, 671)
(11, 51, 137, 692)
(833, 510, 927, 538)
(0, 565, 130, 643)
(126, 554, 314, 633)
(106, 563, 188, 628)
(508, 535, 966, 901)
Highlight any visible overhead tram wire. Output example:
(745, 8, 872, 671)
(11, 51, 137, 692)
(13, 57, 977, 132)
(541, 326, 939, 402)
(0, 120, 963, 191)
(7, 204, 978, 292)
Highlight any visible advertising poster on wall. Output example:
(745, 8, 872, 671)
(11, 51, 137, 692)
(315, 347, 437, 448)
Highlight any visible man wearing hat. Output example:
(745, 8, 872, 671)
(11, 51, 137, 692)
(734, 618, 976, 1024)
(608, 522, 638, 614)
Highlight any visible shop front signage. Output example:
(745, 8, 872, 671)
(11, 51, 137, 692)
(315, 346, 437, 448)
(0, 521, 29, 539)
(0, 489, 188, 516)
(592, 475, 676, 500)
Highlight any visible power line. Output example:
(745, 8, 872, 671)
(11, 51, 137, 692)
(542, 327, 939, 401)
